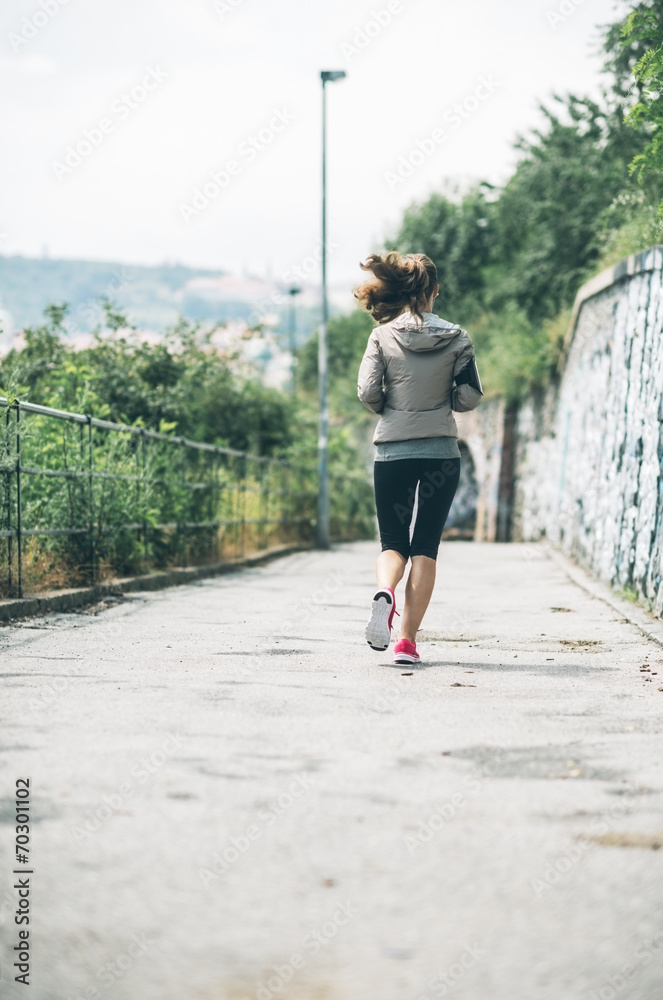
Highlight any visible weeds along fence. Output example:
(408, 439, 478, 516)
(0, 397, 322, 598)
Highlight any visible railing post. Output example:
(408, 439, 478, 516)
(233, 455, 240, 556)
(140, 429, 148, 571)
(282, 462, 290, 546)
(258, 461, 266, 551)
(0, 394, 317, 592)
(240, 454, 247, 558)
(87, 415, 95, 585)
(180, 438, 188, 568)
(16, 403, 22, 598)
(212, 449, 219, 563)
(5, 408, 13, 597)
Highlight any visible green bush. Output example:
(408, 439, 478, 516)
(0, 302, 375, 594)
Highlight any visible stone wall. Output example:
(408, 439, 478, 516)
(456, 398, 506, 542)
(511, 246, 663, 614)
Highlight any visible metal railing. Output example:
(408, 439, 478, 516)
(1, 397, 317, 598)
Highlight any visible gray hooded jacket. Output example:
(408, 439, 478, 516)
(357, 311, 483, 443)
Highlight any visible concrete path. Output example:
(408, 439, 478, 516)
(1, 541, 663, 1000)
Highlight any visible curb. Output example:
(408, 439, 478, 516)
(541, 542, 663, 649)
(0, 544, 313, 624)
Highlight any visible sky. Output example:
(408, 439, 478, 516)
(1, 0, 628, 287)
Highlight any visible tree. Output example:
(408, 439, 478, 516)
(487, 95, 644, 322)
(621, 3, 663, 206)
(1, 302, 295, 456)
(296, 310, 374, 390)
(388, 187, 493, 318)
(603, 0, 663, 100)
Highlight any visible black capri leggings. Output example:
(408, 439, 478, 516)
(374, 457, 461, 561)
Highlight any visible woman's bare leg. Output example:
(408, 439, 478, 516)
(400, 555, 436, 641)
(376, 549, 407, 592)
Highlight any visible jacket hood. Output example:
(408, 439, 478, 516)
(388, 311, 462, 352)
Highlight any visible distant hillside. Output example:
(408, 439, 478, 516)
(0, 255, 346, 354)
(0, 255, 269, 335)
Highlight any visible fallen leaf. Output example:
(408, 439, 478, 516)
(589, 831, 663, 850)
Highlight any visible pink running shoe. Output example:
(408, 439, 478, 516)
(393, 638, 420, 665)
(365, 588, 397, 651)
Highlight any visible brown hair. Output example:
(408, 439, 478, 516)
(354, 251, 438, 324)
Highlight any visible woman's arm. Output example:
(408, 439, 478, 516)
(357, 331, 386, 414)
(451, 336, 483, 412)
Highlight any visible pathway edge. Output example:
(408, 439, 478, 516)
(541, 541, 663, 648)
(0, 543, 314, 623)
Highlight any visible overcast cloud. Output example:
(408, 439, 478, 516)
(1, 0, 626, 285)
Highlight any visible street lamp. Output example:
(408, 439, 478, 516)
(287, 285, 301, 394)
(318, 68, 346, 550)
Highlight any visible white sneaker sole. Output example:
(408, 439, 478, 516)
(365, 591, 393, 651)
(394, 652, 420, 665)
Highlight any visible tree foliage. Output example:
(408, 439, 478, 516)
(1, 302, 293, 456)
(296, 310, 374, 389)
(603, 0, 663, 99)
(0, 300, 376, 594)
(621, 3, 663, 198)
(381, 0, 663, 400)
(387, 188, 492, 315)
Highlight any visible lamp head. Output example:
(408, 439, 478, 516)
(321, 70, 347, 83)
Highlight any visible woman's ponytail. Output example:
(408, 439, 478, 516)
(354, 251, 438, 324)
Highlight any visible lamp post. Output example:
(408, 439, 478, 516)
(287, 285, 301, 394)
(318, 69, 346, 550)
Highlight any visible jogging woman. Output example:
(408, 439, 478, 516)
(356, 251, 483, 665)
